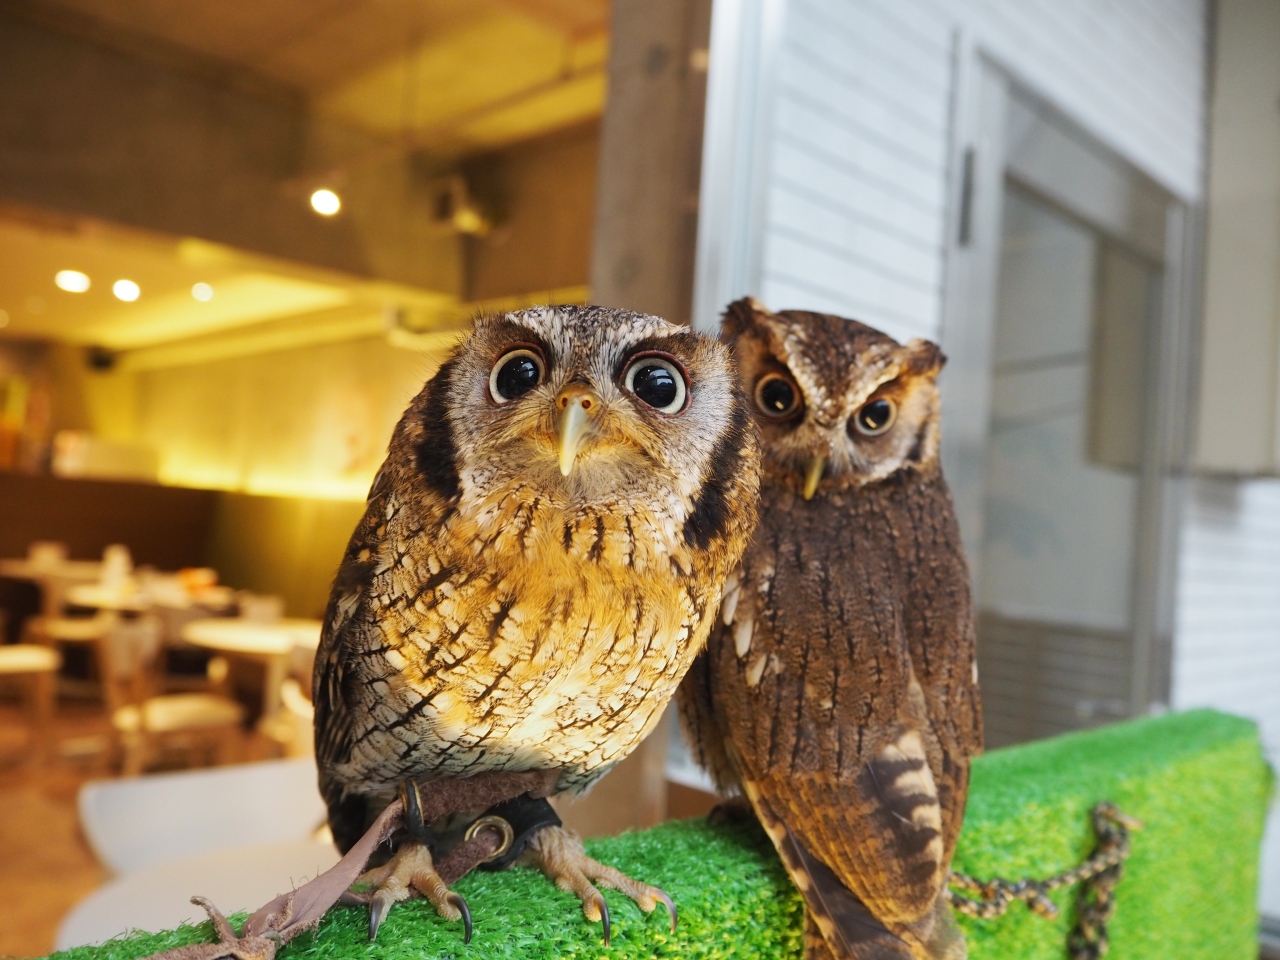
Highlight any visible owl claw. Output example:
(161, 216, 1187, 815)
(652, 888, 677, 933)
(523, 825, 675, 943)
(591, 891, 611, 946)
(448, 892, 473, 945)
(367, 893, 389, 941)
(356, 842, 468, 943)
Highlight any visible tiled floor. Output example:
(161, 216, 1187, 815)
(0, 699, 272, 959)
(0, 703, 109, 959)
(0, 696, 718, 960)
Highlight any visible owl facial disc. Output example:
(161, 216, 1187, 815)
(555, 383, 598, 476)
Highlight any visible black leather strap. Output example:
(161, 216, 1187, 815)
(398, 781, 436, 847)
(478, 795, 562, 871)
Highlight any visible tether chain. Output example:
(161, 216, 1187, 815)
(946, 802, 1142, 960)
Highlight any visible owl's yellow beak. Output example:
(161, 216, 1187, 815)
(803, 454, 825, 500)
(556, 385, 599, 476)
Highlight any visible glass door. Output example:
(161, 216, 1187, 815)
(979, 183, 1163, 747)
(941, 73, 1192, 749)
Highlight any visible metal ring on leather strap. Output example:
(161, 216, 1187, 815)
(464, 815, 516, 862)
(478, 794, 563, 871)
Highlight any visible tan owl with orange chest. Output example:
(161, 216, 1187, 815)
(679, 299, 982, 960)
(314, 304, 759, 943)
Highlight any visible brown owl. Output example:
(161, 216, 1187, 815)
(314, 305, 759, 943)
(678, 299, 982, 960)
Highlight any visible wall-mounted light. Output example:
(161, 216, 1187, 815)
(112, 279, 140, 302)
(191, 282, 214, 302)
(0, 309, 9, 329)
(55, 270, 91, 293)
(310, 189, 341, 216)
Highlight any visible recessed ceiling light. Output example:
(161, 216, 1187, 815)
(55, 270, 91, 293)
(112, 279, 140, 302)
(191, 282, 214, 302)
(310, 188, 341, 216)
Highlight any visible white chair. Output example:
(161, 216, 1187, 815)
(77, 756, 327, 875)
(57, 837, 340, 949)
(68, 758, 331, 947)
(0, 643, 61, 764)
(259, 677, 315, 758)
(99, 616, 245, 775)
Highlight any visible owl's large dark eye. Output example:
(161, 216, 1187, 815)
(489, 348, 544, 403)
(622, 354, 688, 414)
(754, 373, 802, 419)
(853, 397, 896, 437)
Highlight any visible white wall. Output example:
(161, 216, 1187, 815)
(711, 0, 1280, 924)
(1173, 478, 1280, 918)
(757, 0, 1206, 344)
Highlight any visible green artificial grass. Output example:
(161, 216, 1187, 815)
(50, 709, 1272, 960)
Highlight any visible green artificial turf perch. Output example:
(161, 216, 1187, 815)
(50, 709, 1273, 960)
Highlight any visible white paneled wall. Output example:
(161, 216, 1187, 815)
(760, 0, 952, 343)
(726, 0, 1280, 923)
(1173, 478, 1280, 917)
(757, 0, 1206, 343)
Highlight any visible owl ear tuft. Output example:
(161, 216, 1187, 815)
(899, 338, 946, 380)
(720, 298, 772, 343)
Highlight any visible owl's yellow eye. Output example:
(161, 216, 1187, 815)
(754, 373, 802, 419)
(853, 397, 896, 436)
(489, 348, 545, 403)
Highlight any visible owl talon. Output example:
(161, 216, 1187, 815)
(524, 825, 674, 943)
(591, 891, 611, 946)
(448, 892, 473, 945)
(652, 888, 677, 933)
(356, 842, 468, 943)
(367, 892, 390, 941)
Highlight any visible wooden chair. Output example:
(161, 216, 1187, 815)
(0, 643, 61, 765)
(97, 616, 245, 776)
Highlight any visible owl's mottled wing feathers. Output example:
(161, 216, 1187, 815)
(313, 358, 457, 851)
(686, 471, 977, 959)
(894, 475, 983, 857)
(749, 787, 915, 960)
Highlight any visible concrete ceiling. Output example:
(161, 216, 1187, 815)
(0, 210, 451, 353)
(29, 0, 608, 89)
(0, 0, 607, 351)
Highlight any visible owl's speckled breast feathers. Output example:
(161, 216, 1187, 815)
(679, 300, 980, 960)
(315, 305, 759, 852)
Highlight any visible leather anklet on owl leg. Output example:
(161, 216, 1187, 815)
(357, 842, 472, 943)
(521, 825, 676, 945)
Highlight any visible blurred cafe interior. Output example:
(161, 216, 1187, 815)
(0, 0, 705, 953)
(7, 0, 1280, 956)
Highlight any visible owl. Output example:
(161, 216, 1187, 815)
(314, 304, 759, 942)
(678, 299, 982, 960)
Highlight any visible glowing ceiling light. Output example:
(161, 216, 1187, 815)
(191, 282, 214, 302)
(112, 279, 140, 302)
(55, 270, 91, 293)
(310, 188, 341, 216)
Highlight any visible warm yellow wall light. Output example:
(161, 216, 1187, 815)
(113, 279, 141, 302)
(310, 189, 341, 216)
(56, 269, 91, 293)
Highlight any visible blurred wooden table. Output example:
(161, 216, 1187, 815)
(0, 558, 102, 616)
(180, 619, 322, 722)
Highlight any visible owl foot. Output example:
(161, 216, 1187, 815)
(522, 825, 676, 946)
(355, 841, 472, 944)
(707, 794, 755, 824)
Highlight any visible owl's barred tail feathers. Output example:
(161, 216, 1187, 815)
(746, 788, 964, 960)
